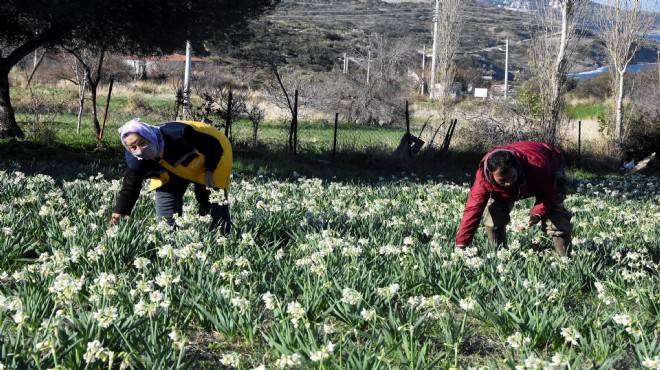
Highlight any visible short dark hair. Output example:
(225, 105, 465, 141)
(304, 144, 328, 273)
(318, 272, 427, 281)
(486, 150, 516, 173)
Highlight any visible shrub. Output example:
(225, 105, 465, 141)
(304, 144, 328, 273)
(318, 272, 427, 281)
(572, 73, 611, 100)
(125, 93, 153, 115)
(621, 108, 660, 170)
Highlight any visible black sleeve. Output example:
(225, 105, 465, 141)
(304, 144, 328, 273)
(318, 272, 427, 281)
(113, 168, 145, 215)
(183, 125, 223, 170)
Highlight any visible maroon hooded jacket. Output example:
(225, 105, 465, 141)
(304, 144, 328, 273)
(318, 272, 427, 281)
(455, 141, 564, 246)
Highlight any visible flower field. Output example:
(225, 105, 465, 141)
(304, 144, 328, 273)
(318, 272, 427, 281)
(0, 161, 659, 369)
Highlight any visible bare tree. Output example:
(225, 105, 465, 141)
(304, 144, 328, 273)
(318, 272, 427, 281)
(194, 69, 248, 125)
(63, 46, 108, 139)
(595, 0, 657, 148)
(431, 0, 466, 103)
(263, 65, 329, 122)
(246, 104, 265, 147)
(526, 0, 589, 145)
(62, 55, 87, 134)
(336, 33, 414, 125)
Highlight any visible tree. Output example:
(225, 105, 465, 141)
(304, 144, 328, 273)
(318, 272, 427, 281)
(431, 0, 466, 103)
(62, 53, 88, 135)
(526, 0, 589, 145)
(595, 0, 657, 148)
(63, 46, 108, 140)
(344, 33, 415, 125)
(0, 0, 278, 139)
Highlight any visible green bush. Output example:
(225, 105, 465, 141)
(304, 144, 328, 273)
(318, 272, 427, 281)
(622, 109, 660, 169)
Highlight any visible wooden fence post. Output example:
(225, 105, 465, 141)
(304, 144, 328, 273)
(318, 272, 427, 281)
(577, 120, 582, 165)
(288, 90, 299, 155)
(225, 91, 232, 141)
(405, 100, 412, 158)
(293, 90, 298, 155)
(98, 78, 114, 145)
(332, 113, 339, 162)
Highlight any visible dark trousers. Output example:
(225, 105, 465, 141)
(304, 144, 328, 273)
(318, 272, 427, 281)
(154, 173, 231, 234)
(483, 167, 572, 247)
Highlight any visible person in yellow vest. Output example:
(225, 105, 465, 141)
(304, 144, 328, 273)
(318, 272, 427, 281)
(110, 118, 232, 233)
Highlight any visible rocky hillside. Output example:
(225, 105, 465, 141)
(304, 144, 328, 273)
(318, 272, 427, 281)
(233, 0, 659, 79)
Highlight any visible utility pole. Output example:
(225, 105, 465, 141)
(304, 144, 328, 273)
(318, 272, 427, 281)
(343, 53, 348, 73)
(430, 0, 439, 97)
(420, 44, 426, 95)
(183, 40, 192, 117)
(504, 39, 509, 99)
(367, 47, 371, 84)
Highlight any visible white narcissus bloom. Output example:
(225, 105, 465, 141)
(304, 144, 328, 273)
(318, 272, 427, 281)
(387, 283, 401, 295)
(12, 310, 27, 325)
(341, 245, 362, 257)
(105, 223, 119, 238)
(155, 271, 180, 288)
(522, 354, 542, 369)
(230, 297, 250, 314)
(612, 314, 630, 326)
(92, 273, 117, 296)
(83, 340, 112, 364)
(93, 306, 118, 328)
(262, 291, 277, 310)
(641, 355, 660, 369)
(134, 300, 148, 317)
(49, 273, 84, 304)
(168, 330, 185, 349)
(560, 327, 581, 346)
(157, 244, 174, 259)
(274, 353, 302, 368)
(287, 301, 305, 328)
(506, 332, 530, 349)
(219, 353, 240, 368)
(322, 322, 335, 334)
(550, 352, 567, 368)
(459, 298, 476, 311)
(133, 257, 150, 269)
(340, 288, 362, 305)
(309, 342, 335, 362)
(361, 308, 377, 321)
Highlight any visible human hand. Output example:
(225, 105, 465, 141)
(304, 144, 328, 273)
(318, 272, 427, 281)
(516, 214, 541, 231)
(110, 213, 123, 226)
(204, 169, 215, 190)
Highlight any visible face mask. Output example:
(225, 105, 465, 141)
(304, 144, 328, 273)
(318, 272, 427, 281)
(133, 145, 160, 160)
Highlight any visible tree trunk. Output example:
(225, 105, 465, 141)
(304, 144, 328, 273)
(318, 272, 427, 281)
(0, 60, 25, 139)
(547, 2, 571, 146)
(76, 71, 87, 134)
(79, 49, 106, 140)
(615, 67, 626, 144)
(0, 27, 65, 139)
(252, 122, 259, 148)
(89, 81, 101, 139)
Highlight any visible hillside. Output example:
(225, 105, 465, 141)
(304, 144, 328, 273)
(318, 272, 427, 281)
(233, 0, 659, 79)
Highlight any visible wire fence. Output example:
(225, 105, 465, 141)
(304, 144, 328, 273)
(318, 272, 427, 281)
(15, 111, 428, 163)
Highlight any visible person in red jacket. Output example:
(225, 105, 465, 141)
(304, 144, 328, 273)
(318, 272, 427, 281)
(455, 141, 572, 256)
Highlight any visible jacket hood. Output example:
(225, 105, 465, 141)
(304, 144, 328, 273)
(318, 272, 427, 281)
(482, 148, 523, 186)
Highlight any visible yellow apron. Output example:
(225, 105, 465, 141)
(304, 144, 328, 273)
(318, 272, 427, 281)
(148, 121, 232, 191)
